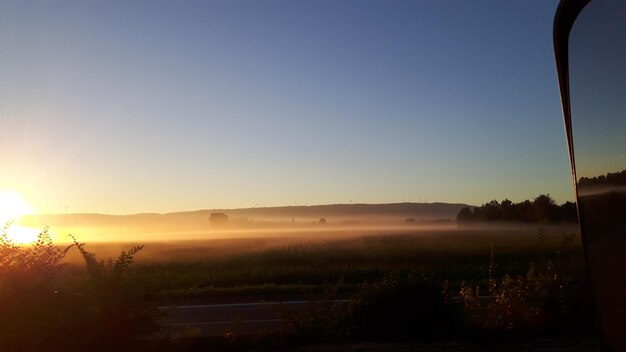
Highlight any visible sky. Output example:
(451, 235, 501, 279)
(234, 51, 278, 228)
(0, 0, 575, 215)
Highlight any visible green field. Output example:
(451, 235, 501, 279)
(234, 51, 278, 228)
(60, 224, 586, 300)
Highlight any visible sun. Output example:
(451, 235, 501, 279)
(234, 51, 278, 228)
(0, 188, 39, 243)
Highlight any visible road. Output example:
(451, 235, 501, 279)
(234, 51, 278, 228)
(159, 294, 494, 337)
(160, 299, 349, 337)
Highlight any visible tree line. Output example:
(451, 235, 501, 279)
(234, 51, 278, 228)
(579, 170, 626, 187)
(457, 194, 577, 224)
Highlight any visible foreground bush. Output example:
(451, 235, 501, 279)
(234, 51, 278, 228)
(0, 226, 158, 352)
(457, 247, 594, 338)
(282, 273, 461, 343)
(342, 274, 462, 341)
(0, 227, 81, 351)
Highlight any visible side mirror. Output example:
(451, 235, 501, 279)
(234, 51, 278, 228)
(554, 0, 626, 350)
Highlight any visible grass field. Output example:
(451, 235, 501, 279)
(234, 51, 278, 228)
(59, 224, 586, 300)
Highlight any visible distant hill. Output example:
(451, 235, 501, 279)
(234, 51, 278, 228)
(192, 202, 471, 220)
(19, 202, 471, 233)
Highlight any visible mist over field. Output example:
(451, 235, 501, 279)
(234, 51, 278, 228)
(12, 200, 581, 268)
(15, 202, 469, 243)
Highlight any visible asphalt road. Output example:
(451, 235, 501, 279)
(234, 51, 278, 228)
(160, 299, 349, 336)
(159, 295, 500, 337)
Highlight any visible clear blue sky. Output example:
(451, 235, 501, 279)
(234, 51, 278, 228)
(0, 0, 574, 214)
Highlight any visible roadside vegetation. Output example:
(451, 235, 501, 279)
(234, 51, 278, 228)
(0, 225, 159, 352)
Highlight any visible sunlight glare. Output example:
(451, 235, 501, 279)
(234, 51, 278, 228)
(0, 189, 39, 243)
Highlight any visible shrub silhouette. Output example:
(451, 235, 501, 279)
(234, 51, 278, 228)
(457, 246, 593, 336)
(342, 274, 460, 341)
(71, 236, 160, 351)
(283, 274, 460, 343)
(0, 226, 81, 351)
(0, 225, 159, 352)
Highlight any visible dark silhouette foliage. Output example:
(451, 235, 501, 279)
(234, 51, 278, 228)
(457, 194, 578, 224)
(579, 169, 626, 187)
(0, 226, 158, 352)
(282, 274, 460, 343)
(209, 212, 228, 227)
(456, 207, 475, 223)
(341, 274, 460, 341)
(71, 236, 160, 351)
(0, 227, 80, 352)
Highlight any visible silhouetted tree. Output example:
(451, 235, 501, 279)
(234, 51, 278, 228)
(501, 199, 514, 220)
(209, 212, 228, 227)
(531, 194, 558, 223)
(482, 200, 503, 221)
(456, 207, 475, 223)
(559, 201, 578, 222)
